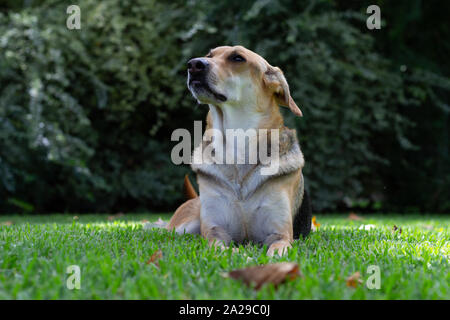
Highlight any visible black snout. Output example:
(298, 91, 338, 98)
(188, 58, 209, 75)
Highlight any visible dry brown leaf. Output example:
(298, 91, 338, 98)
(146, 250, 162, 266)
(311, 216, 320, 231)
(392, 225, 402, 234)
(141, 219, 149, 223)
(346, 271, 363, 288)
(107, 212, 125, 221)
(1, 221, 13, 226)
(73, 216, 79, 220)
(227, 262, 301, 290)
(348, 212, 363, 221)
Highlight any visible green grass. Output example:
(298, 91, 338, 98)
(0, 213, 448, 299)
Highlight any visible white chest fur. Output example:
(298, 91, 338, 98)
(191, 129, 304, 243)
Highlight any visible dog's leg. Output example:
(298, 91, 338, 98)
(264, 233, 292, 257)
(167, 197, 201, 235)
(203, 225, 233, 250)
(249, 192, 294, 257)
(198, 183, 243, 252)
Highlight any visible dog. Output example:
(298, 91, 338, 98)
(166, 45, 312, 256)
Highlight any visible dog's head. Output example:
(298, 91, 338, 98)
(187, 45, 302, 117)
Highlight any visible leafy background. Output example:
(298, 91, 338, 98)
(0, 0, 448, 214)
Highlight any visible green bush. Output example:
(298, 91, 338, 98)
(0, 0, 448, 213)
(0, 0, 197, 212)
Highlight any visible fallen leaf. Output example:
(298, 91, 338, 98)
(311, 216, 320, 231)
(348, 212, 363, 221)
(346, 271, 363, 288)
(146, 250, 162, 266)
(227, 262, 301, 290)
(141, 219, 149, 223)
(73, 216, 79, 220)
(108, 212, 125, 221)
(392, 225, 402, 234)
(1, 221, 13, 226)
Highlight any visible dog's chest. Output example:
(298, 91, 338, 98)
(191, 128, 305, 243)
(221, 163, 259, 199)
(199, 162, 264, 201)
(197, 163, 289, 243)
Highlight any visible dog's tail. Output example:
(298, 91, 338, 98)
(184, 174, 198, 200)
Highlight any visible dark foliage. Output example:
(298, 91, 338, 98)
(0, 0, 448, 213)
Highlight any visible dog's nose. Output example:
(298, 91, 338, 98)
(188, 58, 208, 74)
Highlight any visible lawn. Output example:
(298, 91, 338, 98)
(0, 213, 448, 299)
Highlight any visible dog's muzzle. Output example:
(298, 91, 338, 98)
(187, 58, 227, 102)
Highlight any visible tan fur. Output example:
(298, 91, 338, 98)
(183, 174, 198, 200)
(166, 197, 201, 235)
(167, 46, 306, 256)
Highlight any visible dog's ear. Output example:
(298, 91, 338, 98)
(264, 66, 303, 117)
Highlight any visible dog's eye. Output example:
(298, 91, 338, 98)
(230, 54, 246, 62)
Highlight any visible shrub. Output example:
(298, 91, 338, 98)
(0, 0, 448, 213)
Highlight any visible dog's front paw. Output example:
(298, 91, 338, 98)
(267, 241, 292, 257)
(209, 239, 240, 254)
